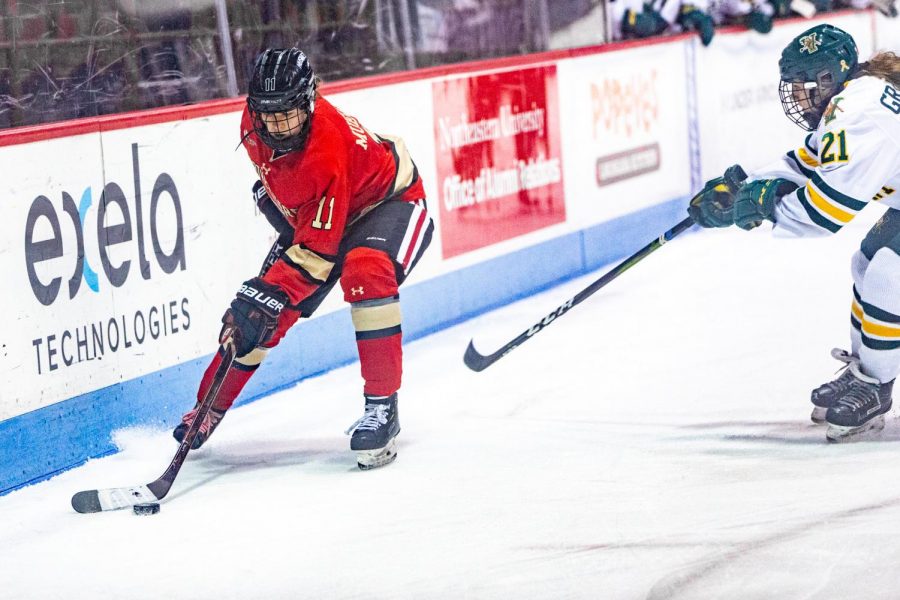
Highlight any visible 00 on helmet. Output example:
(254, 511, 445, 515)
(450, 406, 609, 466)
(778, 24, 858, 131)
(247, 48, 317, 152)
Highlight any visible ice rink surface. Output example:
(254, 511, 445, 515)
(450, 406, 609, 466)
(5, 207, 900, 600)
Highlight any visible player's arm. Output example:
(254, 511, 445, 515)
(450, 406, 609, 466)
(773, 124, 897, 236)
(260, 173, 350, 305)
(687, 134, 822, 230)
(737, 119, 899, 235)
(747, 132, 820, 186)
(252, 180, 292, 236)
(222, 175, 350, 358)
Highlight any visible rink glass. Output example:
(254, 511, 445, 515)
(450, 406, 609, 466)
(0, 0, 605, 129)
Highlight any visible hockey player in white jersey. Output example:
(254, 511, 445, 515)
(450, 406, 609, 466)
(688, 24, 900, 442)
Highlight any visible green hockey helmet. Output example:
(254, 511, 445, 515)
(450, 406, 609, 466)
(778, 24, 858, 131)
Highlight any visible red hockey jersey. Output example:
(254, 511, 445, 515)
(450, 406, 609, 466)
(240, 96, 426, 306)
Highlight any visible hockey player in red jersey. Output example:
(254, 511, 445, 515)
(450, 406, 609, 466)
(173, 47, 433, 469)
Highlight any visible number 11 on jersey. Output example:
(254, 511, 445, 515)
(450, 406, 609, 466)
(312, 195, 335, 230)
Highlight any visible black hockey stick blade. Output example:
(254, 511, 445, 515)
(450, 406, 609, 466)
(71, 342, 237, 513)
(463, 216, 696, 372)
(464, 340, 501, 372)
(71, 490, 102, 513)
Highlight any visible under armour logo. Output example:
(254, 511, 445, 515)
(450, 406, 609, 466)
(840, 59, 850, 72)
(799, 33, 821, 54)
(351, 286, 364, 296)
(260, 164, 271, 176)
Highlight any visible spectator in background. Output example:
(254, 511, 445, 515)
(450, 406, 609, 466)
(611, 0, 716, 46)
(708, 0, 776, 33)
(874, 0, 899, 16)
(611, 0, 897, 46)
(841, 0, 898, 16)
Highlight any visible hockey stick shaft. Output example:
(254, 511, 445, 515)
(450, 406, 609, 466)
(463, 216, 695, 372)
(148, 341, 236, 498)
(71, 341, 237, 513)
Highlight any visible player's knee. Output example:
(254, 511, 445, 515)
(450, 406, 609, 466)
(341, 247, 399, 303)
(866, 247, 900, 290)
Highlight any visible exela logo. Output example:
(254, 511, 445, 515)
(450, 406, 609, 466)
(24, 143, 186, 306)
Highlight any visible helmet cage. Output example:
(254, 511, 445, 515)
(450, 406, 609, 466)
(249, 102, 314, 153)
(778, 75, 833, 132)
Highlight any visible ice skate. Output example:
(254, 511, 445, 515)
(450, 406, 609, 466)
(173, 405, 227, 450)
(810, 348, 860, 424)
(824, 362, 893, 443)
(345, 393, 400, 470)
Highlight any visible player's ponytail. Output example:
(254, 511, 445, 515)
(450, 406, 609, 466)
(854, 51, 900, 87)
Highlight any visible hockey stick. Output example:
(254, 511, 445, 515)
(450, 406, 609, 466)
(71, 340, 237, 513)
(464, 163, 748, 371)
(463, 216, 695, 372)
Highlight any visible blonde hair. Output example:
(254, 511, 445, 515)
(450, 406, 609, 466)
(855, 51, 900, 87)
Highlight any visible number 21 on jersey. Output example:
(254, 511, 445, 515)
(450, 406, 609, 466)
(821, 130, 849, 164)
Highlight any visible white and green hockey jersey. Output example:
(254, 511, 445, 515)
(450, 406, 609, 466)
(750, 75, 900, 237)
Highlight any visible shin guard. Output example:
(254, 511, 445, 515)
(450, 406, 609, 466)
(341, 247, 403, 397)
(858, 248, 900, 383)
(197, 306, 300, 411)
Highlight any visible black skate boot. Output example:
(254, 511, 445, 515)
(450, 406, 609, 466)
(345, 393, 400, 470)
(824, 362, 893, 443)
(173, 405, 227, 450)
(810, 348, 860, 424)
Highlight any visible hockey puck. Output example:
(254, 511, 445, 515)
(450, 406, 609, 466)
(133, 502, 160, 516)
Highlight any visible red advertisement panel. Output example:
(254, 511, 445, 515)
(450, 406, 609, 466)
(433, 66, 565, 258)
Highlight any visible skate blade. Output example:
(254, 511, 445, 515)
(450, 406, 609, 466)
(356, 438, 398, 470)
(826, 414, 886, 443)
(811, 407, 828, 424)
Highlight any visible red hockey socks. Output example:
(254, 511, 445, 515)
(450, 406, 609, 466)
(341, 247, 403, 397)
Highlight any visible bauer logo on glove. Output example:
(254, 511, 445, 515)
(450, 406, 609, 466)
(238, 282, 286, 313)
(224, 277, 289, 357)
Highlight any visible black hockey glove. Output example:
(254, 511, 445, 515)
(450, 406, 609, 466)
(221, 277, 289, 358)
(687, 164, 747, 228)
(732, 178, 798, 231)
